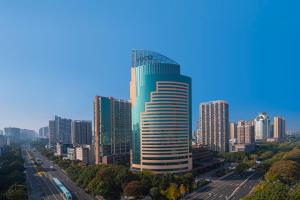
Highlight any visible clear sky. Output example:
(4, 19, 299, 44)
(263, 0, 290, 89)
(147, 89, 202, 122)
(0, 0, 299, 132)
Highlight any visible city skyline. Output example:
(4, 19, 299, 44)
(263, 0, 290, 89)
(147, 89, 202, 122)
(0, 1, 300, 131)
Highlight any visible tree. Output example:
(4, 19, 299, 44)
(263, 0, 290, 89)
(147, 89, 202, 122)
(265, 160, 300, 185)
(165, 183, 180, 200)
(289, 183, 300, 200)
(235, 162, 249, 174)
(6, 184, 27, 200)
(244, 182, 289, 200)
(179, 184, 187, 196)
(123, 181, 143, 199)
(149, 187, 161, 200)
(284, 147, 300, 163)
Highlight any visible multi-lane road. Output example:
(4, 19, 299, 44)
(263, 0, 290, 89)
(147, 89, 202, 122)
(184, 171, 262, 200)
(22, 145, 94, 200)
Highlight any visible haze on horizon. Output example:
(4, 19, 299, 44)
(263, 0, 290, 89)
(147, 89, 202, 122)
(0, 0, 299, 132)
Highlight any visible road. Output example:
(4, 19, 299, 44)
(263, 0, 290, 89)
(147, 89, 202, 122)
(22, 146, 64, 200)
(184, 171, 261, 200)
(23, 145, 94, 200)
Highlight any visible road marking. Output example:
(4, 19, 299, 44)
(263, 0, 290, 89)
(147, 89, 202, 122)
(227, 172, 257, 200)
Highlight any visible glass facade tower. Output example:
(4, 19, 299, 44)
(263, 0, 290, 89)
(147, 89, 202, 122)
(94, 96, 131, 165)
(130, 50, 192, 174)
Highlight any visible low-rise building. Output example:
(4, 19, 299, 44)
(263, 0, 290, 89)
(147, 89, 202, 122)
(56, 143, 72, 156)
(192, 144, 224, 173)
(76, 145, 93, 164)
(230, 143, 255, 153)
(67, 147, 76, 160)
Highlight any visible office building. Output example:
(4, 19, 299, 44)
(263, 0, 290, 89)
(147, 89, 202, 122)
(94, 96, 131, 165)
(71, 120, 92, 145)
(130, 50, 192, 174)
(49, 120, 56, 147)
(274, 116, 286, 140)
(230, 122, 237, 141)
(39, 126, 49, 138)
(198, 100, 229, 152)
(48, 116, 72, 147)
(237, 120, 255, 144)
(254, 112, 270, 140)
(0, 135, 7, 156)
(4, 127, 21, 144)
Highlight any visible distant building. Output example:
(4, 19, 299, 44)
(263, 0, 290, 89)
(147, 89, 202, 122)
(0, 135, 7, 156)
(56, 143, 72, 156)
(76, 145, 94, 164)
(237, 120, 255, 144)
(198, 100, 229, 152)
(20, 129, 36, 141)
(48, 116, 72, 148)
(230, 143, 255, 153)
(67, 147, 76, 160)
(71, 120, 92, 145)
(274, 116, 286, 140)
(94, 96, 131, 165)
(254, 112, 270, 140)
(4, 127, 21, 144)
(39, 126, 49, 138)
(49, 120, 56, 148)
(0, 130, 3, 135)
(230, 123, 237, 140)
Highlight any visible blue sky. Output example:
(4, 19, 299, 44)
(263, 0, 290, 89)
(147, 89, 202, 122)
(0, 0, 299, 132)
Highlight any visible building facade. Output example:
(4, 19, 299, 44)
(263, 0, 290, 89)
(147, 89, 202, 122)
(230, 122, 237, 141)
(254, 112, 270, 140)
(4, 127, 21, 144)
(130, 50, 192, 174)
(198, 100, 229, 152)
(274, 116, 286, 140)
(48, 116, 72, 148)
(237, 120, 255, 144)
(71, 120, 92, 145)
(94, 96, 131, 165)
(39, 126, 49, 138)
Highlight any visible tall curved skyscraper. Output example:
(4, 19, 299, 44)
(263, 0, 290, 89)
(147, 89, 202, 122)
(130, 50, 192, 174)
(254, 112, 270, 140)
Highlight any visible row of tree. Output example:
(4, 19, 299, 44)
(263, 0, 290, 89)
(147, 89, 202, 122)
(0, 145, 27, 200)
(34, 144, 196, 200)
(243, 138, 300, 200)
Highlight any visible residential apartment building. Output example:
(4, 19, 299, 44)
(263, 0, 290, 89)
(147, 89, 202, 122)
(237, 120, 255, 144)
(274, 116, 286, 140)
(48, 116, 72, 148)
(198, 100, 229, 152)
(230, 122, 237, 141)
(71, 120, 92, 145)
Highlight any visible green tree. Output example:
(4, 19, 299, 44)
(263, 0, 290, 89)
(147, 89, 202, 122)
(149, 187, 162, 200)
(123, 181, 143, 199)
(244, 182, 289, 200)
(289, 183, 300, 200)
(6, 184, 27, 200)
(165, 183, 180, 200)
(265, 160, 300, 185)
(235, 162, 249, 174)
(284, 147, 300, 163)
